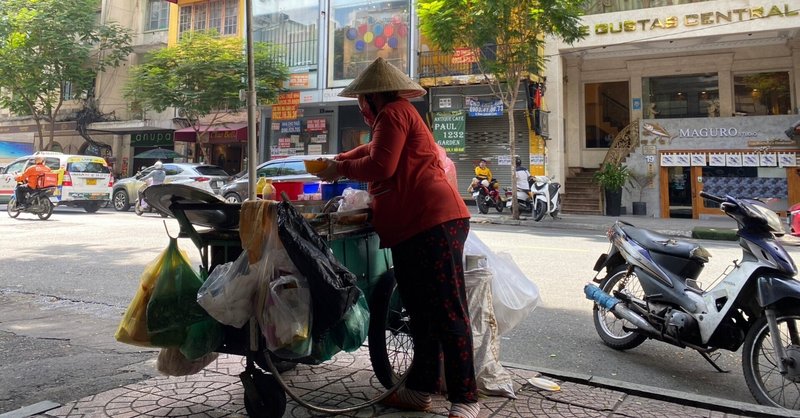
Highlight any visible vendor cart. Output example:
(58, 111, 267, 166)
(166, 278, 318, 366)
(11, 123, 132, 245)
(145, 184, 412, 417)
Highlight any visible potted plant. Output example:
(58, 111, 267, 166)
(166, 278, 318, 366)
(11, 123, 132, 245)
(626, 170, 656, 216)
(594, 162, 629, 216)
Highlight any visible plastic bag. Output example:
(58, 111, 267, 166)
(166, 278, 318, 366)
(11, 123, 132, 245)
(436, 144, 459, 192)
(464, 232, 540, 335)
(310, 292, 369, 362)
(156, 347, 218, 376)
(465, 268, 516, 398)
(115, 246, 169, 347)
(197, 250, 263, 328)
(276, 200, 360, 338)
(338, 188, 371, 212)
(146, 238, 222, 352)
(261, 274, 312, 359)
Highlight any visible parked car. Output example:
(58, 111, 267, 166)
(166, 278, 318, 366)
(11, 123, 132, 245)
(0, 151, 113, 212)
(788, 202, 800, 237)
(220, 154, 335, 203)
(112, 163, 231, 211)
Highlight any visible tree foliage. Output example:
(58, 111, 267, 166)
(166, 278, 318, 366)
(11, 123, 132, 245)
(0, 0, 133, 151)
(125, 31, 288, 162)
(417, 0, 586, 218)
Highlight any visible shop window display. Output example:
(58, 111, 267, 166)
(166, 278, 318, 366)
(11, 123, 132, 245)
(734, 72, 791, 116)
(643, 74, 718, 119)
(328, 0, 411, 87)
(254, 0, 319, 82)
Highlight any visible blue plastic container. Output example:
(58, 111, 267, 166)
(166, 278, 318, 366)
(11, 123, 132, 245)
(303, 182, 321, 194)
(321, 181, 365, 200)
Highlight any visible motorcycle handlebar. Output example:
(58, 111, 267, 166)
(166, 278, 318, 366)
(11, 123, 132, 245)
(699, 191, 725, 203)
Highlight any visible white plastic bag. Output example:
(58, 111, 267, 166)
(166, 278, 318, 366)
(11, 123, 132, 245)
(464, 232, 540, 335)
(260, 274, 312, 359)
(338, 187, 371, 212)
(465, 268, 516, 398)
(197, 250, 263, 328)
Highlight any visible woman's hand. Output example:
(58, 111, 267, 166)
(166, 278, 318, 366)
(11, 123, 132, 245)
(316, 158, 342, 183)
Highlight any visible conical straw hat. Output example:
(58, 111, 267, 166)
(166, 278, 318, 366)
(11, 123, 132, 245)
(339, 57, 426, 98)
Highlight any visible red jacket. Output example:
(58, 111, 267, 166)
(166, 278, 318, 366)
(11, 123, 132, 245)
(16, 163, 52, 189)
(337, 98, 470, 248)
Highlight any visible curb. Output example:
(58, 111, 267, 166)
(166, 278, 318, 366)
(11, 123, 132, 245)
(504, 362, 800, 418)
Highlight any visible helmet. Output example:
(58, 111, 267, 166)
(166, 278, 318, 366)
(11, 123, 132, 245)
(515, 156, 522, 166)
(154, 161, 163, 169)
(34, 155, 44, 164)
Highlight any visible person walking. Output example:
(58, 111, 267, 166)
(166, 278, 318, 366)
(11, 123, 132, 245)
(315, 57, 479, 418)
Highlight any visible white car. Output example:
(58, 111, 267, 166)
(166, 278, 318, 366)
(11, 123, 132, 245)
(111, 163, 231, 211)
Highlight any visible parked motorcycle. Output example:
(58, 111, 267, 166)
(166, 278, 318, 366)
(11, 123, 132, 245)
(7, 183, 55, 220)
(584, 191, 800, 409)
(505, 176, 561, 221)
(472, 179, 504, 214)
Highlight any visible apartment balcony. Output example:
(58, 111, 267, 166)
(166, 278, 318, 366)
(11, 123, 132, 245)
(132, 29, 168, 54)
(417, 48, 491, 87)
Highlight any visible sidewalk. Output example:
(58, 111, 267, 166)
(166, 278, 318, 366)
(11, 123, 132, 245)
(4, 213, 799, 418)
(10, 349, 798, 418)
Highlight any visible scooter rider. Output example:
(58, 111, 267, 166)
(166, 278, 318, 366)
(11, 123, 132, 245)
(474, 158, 492, 182)
(137, 161, 166, 206)
(15, 155, 52, 208)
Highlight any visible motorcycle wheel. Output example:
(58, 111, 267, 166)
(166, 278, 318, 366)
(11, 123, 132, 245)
(7, 197, 20, 218)
(742, 309, 800, 409)
(476, 197, 489, 214)
(593, 265, 647, 350)
(551, 195, 562, 219)
(533, 199, 547, 222)
(495, 197, 504, 213)
(134, 200, 144, 216)
(37, 198, 54, 220)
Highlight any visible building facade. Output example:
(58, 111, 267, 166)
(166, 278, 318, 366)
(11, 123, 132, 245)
(547, 0, 800, 218)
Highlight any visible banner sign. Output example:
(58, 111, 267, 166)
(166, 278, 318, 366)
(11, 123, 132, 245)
(280, 121, 301, 134)
(432, 111, 466, 153)
(465, 96, 503, 117)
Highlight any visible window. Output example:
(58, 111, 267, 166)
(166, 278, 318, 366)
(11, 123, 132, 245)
(643, 74, 718, 119)
(584, 81, 629, 148)
(282, 161, 306, 175)
(734, 72, 791, 116)
(257, 163, 281, 177)
(254, 0, 319, 85)
(329, 0, 411, 86)
(146, 0, 170, 31)
(178, 0, 238, 38)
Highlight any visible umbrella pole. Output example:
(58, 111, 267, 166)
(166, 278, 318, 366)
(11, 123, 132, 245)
(245, 0, 257, 201)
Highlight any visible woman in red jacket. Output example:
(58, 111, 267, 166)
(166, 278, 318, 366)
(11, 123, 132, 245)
(316, 57, 478, 418)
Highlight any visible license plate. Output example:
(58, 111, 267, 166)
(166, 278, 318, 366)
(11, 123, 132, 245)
(506, 200, 512, 207)
(86, 179, 97, 185)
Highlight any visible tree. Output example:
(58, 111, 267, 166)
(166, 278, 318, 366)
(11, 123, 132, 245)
(125, 31, 288, 163)
(418, 0, 586, 219)
(0, 0, 132, 152)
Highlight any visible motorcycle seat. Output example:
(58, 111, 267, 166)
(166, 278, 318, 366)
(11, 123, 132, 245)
(621, 225, 710, 263)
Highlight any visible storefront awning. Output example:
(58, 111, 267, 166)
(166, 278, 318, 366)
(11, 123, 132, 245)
(174, 123, 249, 144)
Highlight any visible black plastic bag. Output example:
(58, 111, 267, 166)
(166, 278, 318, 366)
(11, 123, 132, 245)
(276, 200, 360, 338)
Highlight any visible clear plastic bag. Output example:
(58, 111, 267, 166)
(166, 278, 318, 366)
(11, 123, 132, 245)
(156, 347, 218, 376)
(197, 250, 263, 328)
(464, 232, 540, 335)
(260, 274, 312, 359)
(337, 188, 371, 212)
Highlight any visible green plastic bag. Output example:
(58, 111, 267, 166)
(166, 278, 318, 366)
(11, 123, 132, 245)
(146, 238, 220, 352)
(310, 291, 369, 362)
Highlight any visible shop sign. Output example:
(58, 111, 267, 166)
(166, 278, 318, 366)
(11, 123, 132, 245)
(280, 121, 301, 133)
(452, 48, 478, 64)
(130, 131, 173, 147)
(582, 3, 798, 37)
(277, 91, 301, 105)
(432, 111, 465, 153)
(307, 118, 327, 132)
(289, 73, 310, 88)
(272, 104, 299, 121)
(465, 96, 503, 117)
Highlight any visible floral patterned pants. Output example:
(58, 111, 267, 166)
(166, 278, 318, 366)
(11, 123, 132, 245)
(390, 218, 477, 403)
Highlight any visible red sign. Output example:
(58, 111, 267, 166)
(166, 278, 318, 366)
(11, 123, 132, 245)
(452, 48, 478, 64)
(306, 118, 326, 132)
(277, 91, 301, 105)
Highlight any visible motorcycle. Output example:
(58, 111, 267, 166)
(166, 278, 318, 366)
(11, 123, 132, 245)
(471, 178, 504, 214)
(134, 183, 168, 217)
(584, 191, 800, 409)
(7, 183, 55, 220)
(505, 176, 561, 222)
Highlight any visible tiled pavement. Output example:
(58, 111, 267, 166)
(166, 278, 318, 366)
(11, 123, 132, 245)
(26, 349, 788, 418)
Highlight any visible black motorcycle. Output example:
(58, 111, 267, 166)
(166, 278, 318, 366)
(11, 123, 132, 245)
(7, 184, 55, 220)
